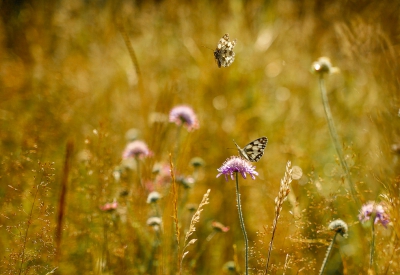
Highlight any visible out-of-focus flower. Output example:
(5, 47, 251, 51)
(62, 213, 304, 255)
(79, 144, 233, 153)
(113, 166, 122, 182)
(223, 261, 236, 272)
(147, 191, 161, 204)
(212, 221, 230, 233)
(176, 175, 195, 189)
(217, 156, 258, 181)
(122, 140, 152, 159)
(169, 105, 199, 131)
(359, 201, 390, 228)
(153, 163, 172, 186)
(328, 219, 348, 238)
(391, 144, 400, 154)
(190, 157, 205, 168)
(311, 57, 340, 75)
(292, 165, 303, 180)
(147, 217, 162, 231)
(125, 128, 140, 142)
(100, 201, 118, 212)
(187, 203, 197, 212)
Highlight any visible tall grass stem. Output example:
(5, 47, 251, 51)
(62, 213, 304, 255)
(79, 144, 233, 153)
(55, 141, 73, 264)
(318, 75, 360, 208)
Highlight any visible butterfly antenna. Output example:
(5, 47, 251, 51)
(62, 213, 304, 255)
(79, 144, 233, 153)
(201, 44, 214, 52)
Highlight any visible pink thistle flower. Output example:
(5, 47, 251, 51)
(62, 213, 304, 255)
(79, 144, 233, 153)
(216, 156, 258, 181)
(100, 201, 118, 212)
(359, 201, 390, 228)
(169, 105, 199, 131)
(122, 140, 152, 159)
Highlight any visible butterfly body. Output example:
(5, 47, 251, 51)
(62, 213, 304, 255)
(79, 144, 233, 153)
(233, 137, 268, 162)
(214, 34, 236, 68)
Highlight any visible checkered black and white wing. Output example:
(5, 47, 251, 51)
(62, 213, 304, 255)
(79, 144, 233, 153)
(214, 34, 237, 68)
(233, 137, 268, 162)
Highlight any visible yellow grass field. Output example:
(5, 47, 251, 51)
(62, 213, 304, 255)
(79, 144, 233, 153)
(1, 1, 399, 274)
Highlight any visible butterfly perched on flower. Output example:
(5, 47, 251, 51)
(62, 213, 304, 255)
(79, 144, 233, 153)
(214, 33, 237, 68)
(233, 137, 268, 162)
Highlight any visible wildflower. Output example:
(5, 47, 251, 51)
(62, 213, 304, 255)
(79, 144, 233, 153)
(176, 175, 195, 189)
(328, 219, 348, 238)
(113, 166, 122, 182)
(147, 217, 162, 231)
(212, 221, 230, 233)
(223, 261, 236, 272)
(147, 191, 161, 204)
(100, 201, 118, 212)
(319, 219, 348, 275)
(153, 163, 172, 186)
(147, 217, 162, 227)
(359, 201, 390, 227)
(187, 203, 197, 212)
(169, 105, 199, 131)
(216, 156, 258, 181)
(190, 157, 205, 168)
(311, 57, 339, 75)
(375, 204, 390, 227)
(122, 140, 152, 159)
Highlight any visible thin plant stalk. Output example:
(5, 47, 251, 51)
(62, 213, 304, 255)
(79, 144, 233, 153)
(169, 154, 180, 274)
(370, 214, 376, 273)
(265, 161, 292, 274)
(19, 184, 41, 275)
(318, 75, 360, 207)
(265, 217, 279, 273)
(55, 140, 73, 264)
(101, 215, 110, 272)
(235, 172, 249, 275)
(19, 163, 47, 275)
(190, 231, 217, 268)
(180, 189, 210, 274)
(174, 124, 182, 165)
(135, 156, 143, 188)
(318, 232, 338, 275)
(147, 229, 161, 273)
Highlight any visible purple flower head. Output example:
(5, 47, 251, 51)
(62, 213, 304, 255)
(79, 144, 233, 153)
(122, 140, 152, 159)
(169, 105, 199, 131)
(359, 201, 390, 228)
(216, 156, 259, 181)
(375, 204, 390, 227)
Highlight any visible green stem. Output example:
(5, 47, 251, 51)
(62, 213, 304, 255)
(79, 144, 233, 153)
(319, 232, 338, 275)
(318, 75, 360, 208)
(370, 217, 376, 271)
(235, 172, 249, 275)
(147, 229, 161, 273)
(135, 156, 143, 188)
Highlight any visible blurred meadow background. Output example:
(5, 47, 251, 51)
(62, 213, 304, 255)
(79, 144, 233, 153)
(1, 0, 400, 274)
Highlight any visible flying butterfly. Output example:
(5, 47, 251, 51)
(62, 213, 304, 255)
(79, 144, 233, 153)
(233, 137, 268, 162)
(214, 33, 237, 68)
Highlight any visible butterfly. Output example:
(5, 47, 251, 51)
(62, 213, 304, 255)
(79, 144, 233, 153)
(214, 33, 237, 68)
(233, 137, 268, 162)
